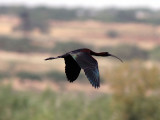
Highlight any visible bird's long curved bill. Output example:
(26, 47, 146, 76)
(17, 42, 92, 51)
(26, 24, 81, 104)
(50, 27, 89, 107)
(109, 54, 123, 62)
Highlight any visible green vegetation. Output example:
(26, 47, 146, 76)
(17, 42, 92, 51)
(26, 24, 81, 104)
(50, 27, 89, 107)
(52, 41, 93, 54)
(150, 46, 160, 61)
(17, 71, 42, 80)
(0, 6, 159, 23)
(0, 86, 111, 120)
(0, 6, 160, 31)
(1, 36, 160, 61)
(0, 6, 160, 120)
(16, 70, 86, 82)
(106, 30, 120, 38)
(44, 70, 66, 81)
(100, 45, 147, 60)
(100, 44, 149, 60)
(0, 36, 47, 53)
(0, 63, 160, 120)
(0, 71, 9, 80)
(0, 37, 93, 54)
(16, 70, 65, 81)
(106, 63, 160, 120)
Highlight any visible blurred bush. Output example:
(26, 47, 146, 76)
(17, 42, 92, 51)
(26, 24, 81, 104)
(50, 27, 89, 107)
(44, 70, 66, 81)
(0, 36, 45, 53)
(1, 6, 160, 27)
(105, 63, 160, 120)
(0, 37, 93, 55)
(0, 71, 9, 80)
(17, 71, 42, 80)
(106, 30, 120, 38)
(0, 86, 111, 120)
(44, 70, 86, 82)
(16, 70, 86, 82)
(100, 45, 149, 60)
(0, 62, 160, 120)
(52, 41, 93, 54)
(2, 36, 160, 61)
(150, 46, 160, 61)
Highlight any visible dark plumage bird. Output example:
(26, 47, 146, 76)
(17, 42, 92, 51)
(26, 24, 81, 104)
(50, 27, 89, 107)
(45, 48, 123, 88)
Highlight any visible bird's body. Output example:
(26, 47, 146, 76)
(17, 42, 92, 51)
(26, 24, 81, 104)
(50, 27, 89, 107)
(45, 48, 122, 88)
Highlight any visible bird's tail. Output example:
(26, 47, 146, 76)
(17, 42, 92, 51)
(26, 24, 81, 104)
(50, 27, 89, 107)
(45, 56, 61, 61)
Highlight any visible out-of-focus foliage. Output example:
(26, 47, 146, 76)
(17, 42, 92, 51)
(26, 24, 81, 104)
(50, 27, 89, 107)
(0, 86, 111, 120)
(0, 63, 160, 120)
(0, 5, 160, 120)
(52, 41, 93, 54)
(17, 71, 42, 80)
(105, 62, 160, 120)
(150, 46, 160, 61)
(0, 37, 93, 54)
(14, 70, 85, 82)
(0, 36, 46, 53)
(0, 6, 157, 23)
(0, 71, 9, 80)
(100, 45, 149, 60)
(1, 6, 160, 31)
(44, 70, 86, 82)
(106, 30, 120, 38)
(16, 70, 66, 82)
(44, 70, 66, 81)
(0, 36, 158, 61)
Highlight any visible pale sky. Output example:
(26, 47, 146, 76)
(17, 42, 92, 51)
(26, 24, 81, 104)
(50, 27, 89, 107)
(0, 0, 160, 9)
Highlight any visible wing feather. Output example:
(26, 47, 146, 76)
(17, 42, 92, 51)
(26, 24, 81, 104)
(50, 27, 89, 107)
(70, 52, 100, 88)
(64, 55, 81, 82)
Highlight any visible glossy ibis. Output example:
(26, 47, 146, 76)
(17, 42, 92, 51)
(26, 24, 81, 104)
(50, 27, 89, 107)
(45, 48, 123, 88)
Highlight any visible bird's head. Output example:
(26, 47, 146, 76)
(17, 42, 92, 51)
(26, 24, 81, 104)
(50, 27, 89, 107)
(104, 52, 123, 62)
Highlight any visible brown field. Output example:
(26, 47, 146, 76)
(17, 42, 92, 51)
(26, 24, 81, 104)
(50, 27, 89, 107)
(0, 49, 158, 93)
(0, 15, 160, 92)
(0, 15, 160, 49)
(0, 50, 116, 93)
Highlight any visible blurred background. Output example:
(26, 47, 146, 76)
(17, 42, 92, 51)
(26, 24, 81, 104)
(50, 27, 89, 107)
(0, 0, 160, 120)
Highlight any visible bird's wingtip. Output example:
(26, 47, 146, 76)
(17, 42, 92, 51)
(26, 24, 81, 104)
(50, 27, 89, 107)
(93, 84, 100, 89)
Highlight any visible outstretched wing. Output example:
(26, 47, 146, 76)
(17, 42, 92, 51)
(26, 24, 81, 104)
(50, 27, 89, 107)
(64, 55, 81, 82)
(70, 52, 100, 88)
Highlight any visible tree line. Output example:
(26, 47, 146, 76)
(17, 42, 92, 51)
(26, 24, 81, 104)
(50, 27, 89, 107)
(0, 6, 160, 31)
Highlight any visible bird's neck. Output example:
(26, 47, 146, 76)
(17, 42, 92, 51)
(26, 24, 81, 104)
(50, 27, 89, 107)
(90, 51, 106, 56)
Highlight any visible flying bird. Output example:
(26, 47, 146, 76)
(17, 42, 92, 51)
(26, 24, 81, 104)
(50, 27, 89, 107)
(45, 48, 123, 88)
